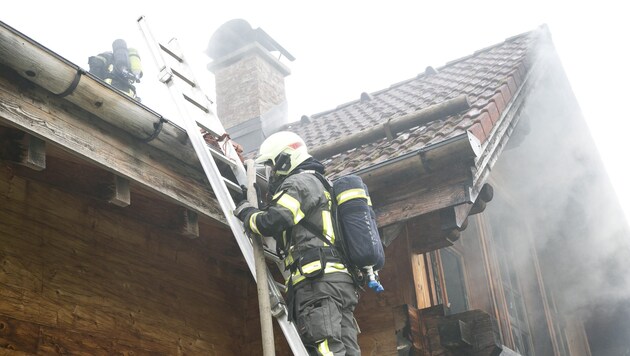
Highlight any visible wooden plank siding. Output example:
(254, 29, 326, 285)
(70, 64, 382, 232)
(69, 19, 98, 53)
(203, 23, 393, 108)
(353, 226, 417, 355)
(0, 164, 253, 354)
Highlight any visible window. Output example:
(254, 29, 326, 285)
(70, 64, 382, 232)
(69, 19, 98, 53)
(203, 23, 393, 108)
(441, 248, 469, 314)
(427, 248, 469, 315)
(494, 233, 534, 356)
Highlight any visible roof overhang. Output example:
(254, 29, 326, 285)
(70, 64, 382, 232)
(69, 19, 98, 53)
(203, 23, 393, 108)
(0, 20, 230, 226)
(345, 52, 547, 251)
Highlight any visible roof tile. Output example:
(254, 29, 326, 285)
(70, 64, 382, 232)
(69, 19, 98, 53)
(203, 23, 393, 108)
(483, 101, 501, 124)
(478, 112, 494, 138)
(285, 27, 545, 177)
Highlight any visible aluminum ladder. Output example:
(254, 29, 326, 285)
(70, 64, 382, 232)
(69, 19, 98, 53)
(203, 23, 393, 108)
(137, 16, 307, 355)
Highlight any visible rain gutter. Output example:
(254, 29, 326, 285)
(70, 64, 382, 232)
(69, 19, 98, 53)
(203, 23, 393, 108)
(0, 20, 200, 166)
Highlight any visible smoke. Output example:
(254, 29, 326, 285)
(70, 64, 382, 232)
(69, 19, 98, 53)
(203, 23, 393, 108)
(481, 46, 630, 349)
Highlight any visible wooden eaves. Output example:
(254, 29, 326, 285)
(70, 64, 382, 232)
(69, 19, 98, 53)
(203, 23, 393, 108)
(0, 20, 229, 229)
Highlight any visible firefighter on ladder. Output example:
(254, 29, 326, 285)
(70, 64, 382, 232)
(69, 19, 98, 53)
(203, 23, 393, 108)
(88, 39, 142, 101)
(234, 131, 361, 355)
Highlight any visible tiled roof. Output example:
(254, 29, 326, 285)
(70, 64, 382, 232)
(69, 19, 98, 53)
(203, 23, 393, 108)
(285, 27, 545, 177)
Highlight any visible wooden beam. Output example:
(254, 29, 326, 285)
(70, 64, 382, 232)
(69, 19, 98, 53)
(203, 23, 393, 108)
(20, 133, 46, 170)
(392, 304, 423, 355)
(0, 127, 45, 170)
(417, 305, 448, 354)
(376, 183, 469, 228)
(381, 222, 405, 247)
(445, 309, 504, 356)
(178, 208, 199, 239)
(407, 212, 459, 254)
(0, 69, 226, 225)
(100, 174, 130, 207)
(372, 159, 472, 228)
(438, 319, 473, 349)
(451, 203, 472, 230)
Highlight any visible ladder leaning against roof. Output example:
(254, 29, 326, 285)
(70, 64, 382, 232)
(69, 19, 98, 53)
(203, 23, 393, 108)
(137, 16, 308, 356)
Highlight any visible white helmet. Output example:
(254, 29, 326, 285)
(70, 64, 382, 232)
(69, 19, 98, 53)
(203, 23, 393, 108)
(256, 131, 311, 176)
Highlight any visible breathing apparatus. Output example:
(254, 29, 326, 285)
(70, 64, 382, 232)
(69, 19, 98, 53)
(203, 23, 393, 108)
(88, 39, 143, 100)
(111, 39, 142, 83)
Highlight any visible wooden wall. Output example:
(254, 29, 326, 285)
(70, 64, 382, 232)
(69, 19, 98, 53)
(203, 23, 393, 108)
(354, 228, 416, 355)
(0, 163, 254, 354)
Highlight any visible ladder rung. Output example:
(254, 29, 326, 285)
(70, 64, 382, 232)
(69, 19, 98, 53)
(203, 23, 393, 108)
(264, 248, 283, 264)
(172, 67, 196, 87)
(183, 92, 210, 113)
(159, 42, 183, 62)
(207, 145, 238, 168)
(196, 117, 224, 139)
(223, 176, 241, 192)
(274, 281, 287, 294)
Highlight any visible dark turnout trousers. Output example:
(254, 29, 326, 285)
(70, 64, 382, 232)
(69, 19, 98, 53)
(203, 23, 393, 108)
(293, 273, 360, 356)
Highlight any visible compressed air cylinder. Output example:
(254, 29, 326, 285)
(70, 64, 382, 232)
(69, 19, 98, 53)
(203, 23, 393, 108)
(128, 48, 143, 80)
(112, 39, 130, 73)
(334, 175, 385, 271)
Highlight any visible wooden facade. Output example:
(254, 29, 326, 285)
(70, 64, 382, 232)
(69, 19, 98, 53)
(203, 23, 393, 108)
(0, 144, 255, 353)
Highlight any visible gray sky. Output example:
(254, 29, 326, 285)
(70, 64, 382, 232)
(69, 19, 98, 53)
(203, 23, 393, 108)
(3, 0, 629, 223)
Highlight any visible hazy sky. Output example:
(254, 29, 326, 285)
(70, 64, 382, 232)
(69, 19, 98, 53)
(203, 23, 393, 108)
(3, 1, 629, 224)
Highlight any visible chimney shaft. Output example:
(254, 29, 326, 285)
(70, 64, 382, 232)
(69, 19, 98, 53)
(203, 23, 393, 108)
(207, 20, 293, 153)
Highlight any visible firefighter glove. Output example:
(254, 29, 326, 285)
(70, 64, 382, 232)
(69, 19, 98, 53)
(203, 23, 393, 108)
(234, 200, 256, 222)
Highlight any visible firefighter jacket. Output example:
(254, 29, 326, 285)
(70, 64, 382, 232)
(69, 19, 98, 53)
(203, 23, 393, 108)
(244, 168, 350, 286)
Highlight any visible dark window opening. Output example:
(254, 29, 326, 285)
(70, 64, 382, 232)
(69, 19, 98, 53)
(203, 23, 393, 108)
(441, 248, 468, 315)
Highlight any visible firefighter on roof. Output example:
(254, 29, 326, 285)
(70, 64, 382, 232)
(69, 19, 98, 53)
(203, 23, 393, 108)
(88, 39, 142, 101)
(234, 131, 361, 356)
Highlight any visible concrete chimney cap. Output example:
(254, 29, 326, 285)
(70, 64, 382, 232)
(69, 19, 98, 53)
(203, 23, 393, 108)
(206, 19, 295, 61)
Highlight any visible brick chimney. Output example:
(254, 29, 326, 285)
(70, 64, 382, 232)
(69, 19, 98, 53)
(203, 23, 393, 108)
(206, 19, 294, 154)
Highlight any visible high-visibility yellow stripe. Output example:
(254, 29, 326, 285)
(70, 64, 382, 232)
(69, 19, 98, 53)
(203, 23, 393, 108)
(249, 212, 262, 235)
(276, 193, 305, 224)
(336, 188, 368, 205)
(322, 210, 335, 245)
(289, 261, 348, 285)
(317, 339, 333, 356)
(324, 191, 332, 208)
(284, 253, 294, 268)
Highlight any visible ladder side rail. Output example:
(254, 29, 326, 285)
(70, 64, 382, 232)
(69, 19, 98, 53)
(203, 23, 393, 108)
(139, 20, 247, 186)
(168, 41, 250, 197)
(138, 17, 308, 355)
(137, 16, 256, 276)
